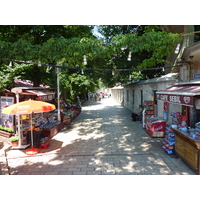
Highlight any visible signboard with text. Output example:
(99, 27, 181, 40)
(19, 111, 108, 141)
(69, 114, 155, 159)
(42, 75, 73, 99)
(0, 96, 14, 128)
(193, 74, 200, 79)
(156, 93, 193, 106)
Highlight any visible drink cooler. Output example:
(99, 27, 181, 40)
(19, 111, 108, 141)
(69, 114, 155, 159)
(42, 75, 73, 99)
(146, 118, 166, 137)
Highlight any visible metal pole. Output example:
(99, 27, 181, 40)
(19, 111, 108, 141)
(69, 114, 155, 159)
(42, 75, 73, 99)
(30, 113, 33, 147)
(56, 67, 61, 122)
(16, 93, 21, 147)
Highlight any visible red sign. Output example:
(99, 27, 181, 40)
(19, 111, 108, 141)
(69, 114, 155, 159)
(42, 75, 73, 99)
(156, 93, 193, 106)
(164, 102, 168, 111)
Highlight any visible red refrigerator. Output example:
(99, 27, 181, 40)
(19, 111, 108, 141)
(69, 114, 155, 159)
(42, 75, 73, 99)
(146, 118, 166, 138)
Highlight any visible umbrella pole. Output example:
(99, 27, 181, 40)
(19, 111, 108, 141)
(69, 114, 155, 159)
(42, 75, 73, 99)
(30, 113, 34, 148)
(26, 113, 40, 155)
(17, 114, 21, 147)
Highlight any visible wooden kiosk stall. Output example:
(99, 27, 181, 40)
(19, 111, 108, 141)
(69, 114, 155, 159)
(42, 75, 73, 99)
(156, 83, 200, 174)
(172, 128, 200, 174)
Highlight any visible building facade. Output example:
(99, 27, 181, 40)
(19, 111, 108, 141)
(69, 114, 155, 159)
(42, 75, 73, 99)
(156, 41, 200, 127)
(123, 73, 179, 117)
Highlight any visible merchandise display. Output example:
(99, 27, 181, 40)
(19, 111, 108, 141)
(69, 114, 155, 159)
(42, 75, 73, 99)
(171, 111, 182, 125)
(170, 111, 200, 140)
(34, 113, 49, 127)
(169, 111, 200, 174)
(193, 122, 200, 140)
(61, 105, 82, 124)
(143, 100, 155, 129)
(17, 110, 62, 149)
(144, 100, 155, 116)
(162, 124, 175, 154)
(10, 101, 82, 151)
(63, 106, 81, 119)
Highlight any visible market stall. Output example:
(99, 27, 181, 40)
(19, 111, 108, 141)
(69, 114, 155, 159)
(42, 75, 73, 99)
(172, 127, 200, 175)
(23, 110, 64, 139)
(156, 83, 200, 174)
(61, 102, 82, 128)
(2, 100, 56, 153)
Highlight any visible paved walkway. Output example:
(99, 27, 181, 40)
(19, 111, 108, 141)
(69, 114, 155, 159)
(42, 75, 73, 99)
(1, 97, 196, 175)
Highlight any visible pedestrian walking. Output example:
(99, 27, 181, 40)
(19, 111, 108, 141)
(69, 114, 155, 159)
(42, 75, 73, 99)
(94, 94, 98, 101)
(99, 92, 102, 101)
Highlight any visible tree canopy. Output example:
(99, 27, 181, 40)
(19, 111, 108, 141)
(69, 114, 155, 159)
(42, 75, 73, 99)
(0, 25, 183, 101)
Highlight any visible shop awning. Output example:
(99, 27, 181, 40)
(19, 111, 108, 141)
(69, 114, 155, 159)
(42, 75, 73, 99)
(156, 84, 200, 106)
(23, 89, 55, 101)
(25, 89, 54, 96)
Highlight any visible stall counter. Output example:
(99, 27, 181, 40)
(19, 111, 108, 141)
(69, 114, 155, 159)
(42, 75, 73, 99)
(172, 128, 200, 175)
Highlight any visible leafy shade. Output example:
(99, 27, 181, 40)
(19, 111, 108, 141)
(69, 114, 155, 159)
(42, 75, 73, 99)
(0, 25, 183, 97)
(111, 31, 182, 69)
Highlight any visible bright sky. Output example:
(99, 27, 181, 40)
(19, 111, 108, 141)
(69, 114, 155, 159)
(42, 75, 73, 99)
(92, 26, 104, 39)
(1, 2, 196, 25)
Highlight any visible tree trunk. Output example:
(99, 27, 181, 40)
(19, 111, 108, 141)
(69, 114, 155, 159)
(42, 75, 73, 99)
(160, 25, 194, 74)
(32, 64, 41, 87)
(33, 78, 41, 87)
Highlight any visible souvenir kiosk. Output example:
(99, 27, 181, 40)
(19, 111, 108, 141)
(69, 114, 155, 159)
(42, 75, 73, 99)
(1, 81, 64, 150)
(156, 83, 200, 174)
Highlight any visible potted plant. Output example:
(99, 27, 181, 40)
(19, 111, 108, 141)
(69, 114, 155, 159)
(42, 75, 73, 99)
(0, 125, 14, 137)
(10, 137, 19, 147)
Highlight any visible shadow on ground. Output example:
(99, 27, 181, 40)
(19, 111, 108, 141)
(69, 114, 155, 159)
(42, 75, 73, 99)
(5, 98, 195, 175)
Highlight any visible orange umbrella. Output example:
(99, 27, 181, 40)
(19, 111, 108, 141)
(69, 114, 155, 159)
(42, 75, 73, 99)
(2, 100, 56, 115)
(2, 100, 56, 155)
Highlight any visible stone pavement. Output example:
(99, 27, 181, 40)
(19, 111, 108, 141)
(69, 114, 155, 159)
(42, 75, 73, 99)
(1, 97, 196, 175)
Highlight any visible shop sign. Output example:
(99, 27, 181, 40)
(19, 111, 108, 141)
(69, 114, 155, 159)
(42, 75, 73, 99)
(38, 94, 55, 101)
(193, 74, 200, 79)
(156, 93, 193, 106)
(11, 87, 22, 94)
(0, 96, 14, 128)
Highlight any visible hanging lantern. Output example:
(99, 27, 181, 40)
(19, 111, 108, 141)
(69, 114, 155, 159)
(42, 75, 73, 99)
(127, 52, 132, 61)
(83, 55, 87, 65)
(9, 61, 12, 67)
(175, 44, 180, 54)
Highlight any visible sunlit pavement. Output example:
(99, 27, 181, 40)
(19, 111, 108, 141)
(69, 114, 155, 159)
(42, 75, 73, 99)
(4, 97, 196, 175)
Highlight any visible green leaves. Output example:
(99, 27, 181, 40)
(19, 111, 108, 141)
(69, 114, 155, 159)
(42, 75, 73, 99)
(0, 25, 184, 97)
(111, 30, 182, 69)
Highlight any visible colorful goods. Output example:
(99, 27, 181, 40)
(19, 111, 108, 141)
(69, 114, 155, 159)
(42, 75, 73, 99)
(162, 124, 175, 154)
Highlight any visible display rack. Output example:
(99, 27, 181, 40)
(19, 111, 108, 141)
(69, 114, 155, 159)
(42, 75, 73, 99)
(143, 100, 155, 129)
(171, 111, 181, 125)
(162, 125, 175, 154)
(14, 111, 61, 149)
(144, 100, 155, 117)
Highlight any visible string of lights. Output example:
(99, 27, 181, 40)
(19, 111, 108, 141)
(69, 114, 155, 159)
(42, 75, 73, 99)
(12, 60, 180, 73)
